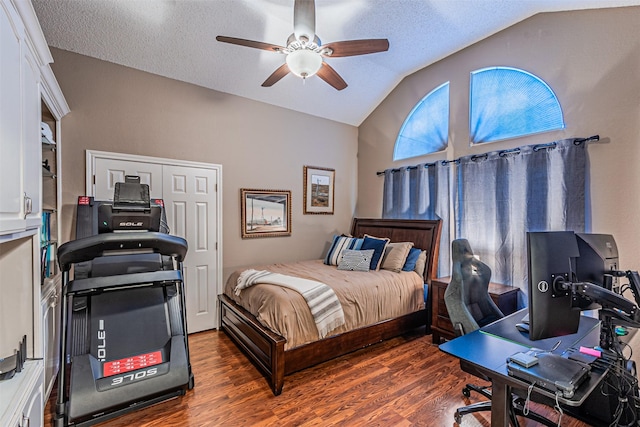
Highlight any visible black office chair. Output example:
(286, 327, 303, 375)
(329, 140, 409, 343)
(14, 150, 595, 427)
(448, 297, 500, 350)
(444, 239, 556, 426)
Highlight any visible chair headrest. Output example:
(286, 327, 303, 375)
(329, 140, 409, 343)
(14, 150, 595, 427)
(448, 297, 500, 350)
(452, 239, 474, 260)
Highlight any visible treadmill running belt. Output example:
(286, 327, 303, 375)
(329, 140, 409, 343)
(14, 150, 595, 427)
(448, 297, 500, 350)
(90, 286, 170, 363)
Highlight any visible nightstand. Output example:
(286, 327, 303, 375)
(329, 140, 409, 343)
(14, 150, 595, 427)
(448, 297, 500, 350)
(431, 277, 519, 343)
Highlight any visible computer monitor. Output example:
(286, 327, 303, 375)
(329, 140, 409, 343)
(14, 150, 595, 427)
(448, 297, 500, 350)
(575, 233, 619, 291)
(527, 231, 582, 340)
(572, 233, 619, 310)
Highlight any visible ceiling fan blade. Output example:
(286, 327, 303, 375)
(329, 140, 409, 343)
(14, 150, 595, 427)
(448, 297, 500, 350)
(216, 36, 285, 53)
(316, 62, 347, 91)
(321, 39, 390, 57)
(293, 0, 315, 42)
(262, 63, 290, 87)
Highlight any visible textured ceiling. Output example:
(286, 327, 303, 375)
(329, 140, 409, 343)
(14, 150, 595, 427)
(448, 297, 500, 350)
(32, 0, 640, 126)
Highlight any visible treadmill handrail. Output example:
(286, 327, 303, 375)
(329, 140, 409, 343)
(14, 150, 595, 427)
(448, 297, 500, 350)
(66, 270, 183, 295)
(58, 232, 188, 271)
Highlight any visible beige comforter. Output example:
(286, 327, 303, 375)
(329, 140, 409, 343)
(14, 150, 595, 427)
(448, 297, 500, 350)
(224, 259, 425, 350)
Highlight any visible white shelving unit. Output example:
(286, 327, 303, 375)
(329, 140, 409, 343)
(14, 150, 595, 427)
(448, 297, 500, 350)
(40, 100, 64, 399)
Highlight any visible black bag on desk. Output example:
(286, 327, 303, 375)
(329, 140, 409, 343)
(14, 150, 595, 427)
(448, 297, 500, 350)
(507, 352, 590, 399)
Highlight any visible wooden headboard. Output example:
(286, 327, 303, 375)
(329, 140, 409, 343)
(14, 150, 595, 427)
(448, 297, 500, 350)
(351, 218, 442, 283)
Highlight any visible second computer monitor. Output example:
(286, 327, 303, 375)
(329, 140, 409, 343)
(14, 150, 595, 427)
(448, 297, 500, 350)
(575, 233, 619, 290)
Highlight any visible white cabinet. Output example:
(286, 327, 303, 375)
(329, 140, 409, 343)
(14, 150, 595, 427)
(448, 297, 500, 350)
(0, 0, 28, 235)
(23, 47, 43, 231)
(0, 0, 69, 426)
(41, 275, 61, 398)
(21, 369, 44, 427)
(0, 361, 44, 427)
(0, 1, 42, 236)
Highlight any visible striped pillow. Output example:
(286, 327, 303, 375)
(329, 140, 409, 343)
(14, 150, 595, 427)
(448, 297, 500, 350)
(324, 235, 364, 265)
(337, 249, 374, 271)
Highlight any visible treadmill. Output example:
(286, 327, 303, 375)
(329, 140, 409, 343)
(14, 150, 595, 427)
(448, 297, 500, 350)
(54, 177, 194, 426)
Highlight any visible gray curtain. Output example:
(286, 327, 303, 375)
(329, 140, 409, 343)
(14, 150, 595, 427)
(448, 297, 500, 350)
(455, 138, 586, 306)
(382, 161, 452, 277)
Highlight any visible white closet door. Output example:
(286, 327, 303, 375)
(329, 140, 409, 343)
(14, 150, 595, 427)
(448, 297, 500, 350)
(93, 158, 163, 200)
(162, 165, 219, 334)
(90, 154, 220, 333)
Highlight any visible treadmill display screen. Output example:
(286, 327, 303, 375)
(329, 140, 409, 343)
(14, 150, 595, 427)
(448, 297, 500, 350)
(103, 350, 163, 377)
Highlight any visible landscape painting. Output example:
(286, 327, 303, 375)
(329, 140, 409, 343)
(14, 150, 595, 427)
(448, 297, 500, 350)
(241, 189, 291, 238)
(303, 166, 335, 214)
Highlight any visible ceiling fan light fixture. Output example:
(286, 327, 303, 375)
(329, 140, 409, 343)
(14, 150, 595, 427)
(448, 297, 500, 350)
(286, 49, 322, 79)
(217, 0, 389, 90)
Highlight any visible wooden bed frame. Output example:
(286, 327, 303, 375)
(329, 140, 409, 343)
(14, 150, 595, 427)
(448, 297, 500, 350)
(219, 218, 442, 395)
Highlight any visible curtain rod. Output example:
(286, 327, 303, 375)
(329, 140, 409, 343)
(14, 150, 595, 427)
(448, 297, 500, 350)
(376, 135, 599, 176)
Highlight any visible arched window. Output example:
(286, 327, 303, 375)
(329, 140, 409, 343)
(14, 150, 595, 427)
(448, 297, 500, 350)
(393, 82, 449, 161)
(470, 67, 564, 144)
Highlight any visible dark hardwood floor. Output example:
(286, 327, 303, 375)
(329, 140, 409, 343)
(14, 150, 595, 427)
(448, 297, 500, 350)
(45, 329, 593, 426)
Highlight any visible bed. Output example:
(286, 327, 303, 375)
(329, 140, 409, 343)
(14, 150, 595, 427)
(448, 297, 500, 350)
(219, 218, 442, 395)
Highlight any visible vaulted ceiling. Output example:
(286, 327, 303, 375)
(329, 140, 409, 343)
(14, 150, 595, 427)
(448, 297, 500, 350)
(32, 0, 640, 126)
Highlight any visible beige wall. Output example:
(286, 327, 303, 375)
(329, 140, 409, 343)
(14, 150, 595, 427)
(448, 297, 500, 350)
(50, 48, 358, 280)
(51, 6, 640, 278)
(358, 7, 640, 271)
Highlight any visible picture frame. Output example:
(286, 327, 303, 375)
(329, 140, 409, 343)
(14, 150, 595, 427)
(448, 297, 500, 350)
(240, 188, 291, 238)
(303, 166, 335, 215)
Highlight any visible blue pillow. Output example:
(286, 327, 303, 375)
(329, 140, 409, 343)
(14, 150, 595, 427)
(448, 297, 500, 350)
(361, 235, 390, 270)
(402, 248, 422, 272)
(324, 235, 364, 266)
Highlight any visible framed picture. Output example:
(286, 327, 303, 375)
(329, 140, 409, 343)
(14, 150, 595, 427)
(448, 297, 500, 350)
(240, 189, 291, 238)
(303, 166, 335, 215)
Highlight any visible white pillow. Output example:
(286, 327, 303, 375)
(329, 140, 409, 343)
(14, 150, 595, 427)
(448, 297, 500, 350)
(337, 249, 374, 272)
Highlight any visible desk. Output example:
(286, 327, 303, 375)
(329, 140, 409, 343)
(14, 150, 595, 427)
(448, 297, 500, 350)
(440, 309, 608, 427)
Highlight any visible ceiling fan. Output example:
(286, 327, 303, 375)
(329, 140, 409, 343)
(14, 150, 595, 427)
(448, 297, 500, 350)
(216, 0, 389, 91)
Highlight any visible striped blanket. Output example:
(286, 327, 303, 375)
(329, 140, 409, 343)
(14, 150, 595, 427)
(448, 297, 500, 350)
(235, 269, 346, 339)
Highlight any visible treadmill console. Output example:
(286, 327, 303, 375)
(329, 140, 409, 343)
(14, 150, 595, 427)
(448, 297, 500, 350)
(77, 176, 168, 238)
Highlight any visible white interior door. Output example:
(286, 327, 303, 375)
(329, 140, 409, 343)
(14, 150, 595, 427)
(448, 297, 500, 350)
(162, 165, 218, 334)
(94, 158, 163, 200)
(90, 153, 221, 333)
